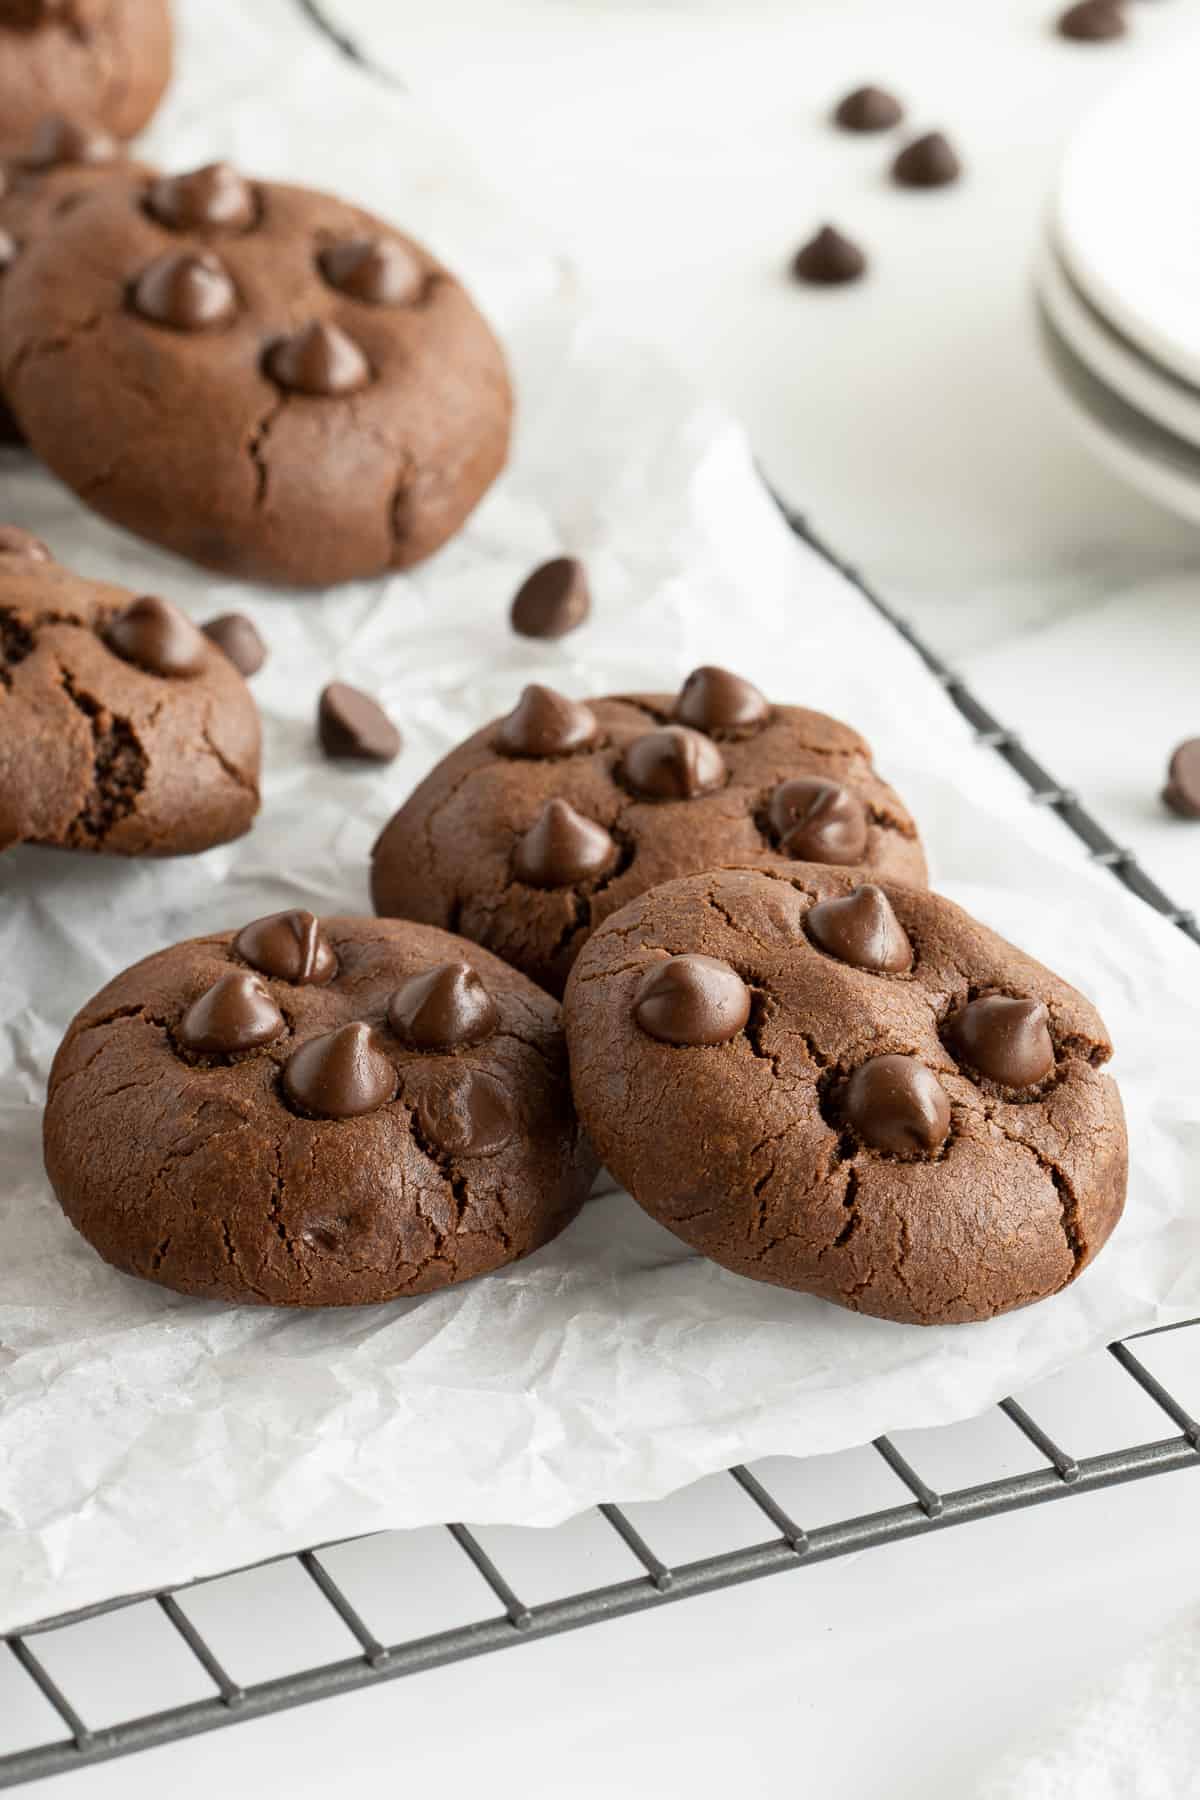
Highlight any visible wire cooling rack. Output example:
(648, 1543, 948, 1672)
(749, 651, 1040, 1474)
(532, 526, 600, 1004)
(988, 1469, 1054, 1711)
(2, 503, 1198, 1788)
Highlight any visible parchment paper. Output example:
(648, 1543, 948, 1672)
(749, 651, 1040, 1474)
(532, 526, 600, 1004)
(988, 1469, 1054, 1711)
(2, 0, 1198, 1633)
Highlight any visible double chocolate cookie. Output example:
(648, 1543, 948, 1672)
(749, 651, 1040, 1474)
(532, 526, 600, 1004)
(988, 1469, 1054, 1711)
(371, 668, 926, 995)
(45, 914, 595, 1305)
(0, 167, 512, 585)
(564, 865, 1126, 1325)
(0, 1, 172, 151)
(0, 529, 260, 854)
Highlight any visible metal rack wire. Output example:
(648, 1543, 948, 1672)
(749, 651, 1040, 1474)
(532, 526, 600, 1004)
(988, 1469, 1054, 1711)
(2, 505, 1197, 1788)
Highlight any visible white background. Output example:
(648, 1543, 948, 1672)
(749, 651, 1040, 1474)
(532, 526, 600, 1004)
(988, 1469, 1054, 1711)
(10, 0, 1200, 1794)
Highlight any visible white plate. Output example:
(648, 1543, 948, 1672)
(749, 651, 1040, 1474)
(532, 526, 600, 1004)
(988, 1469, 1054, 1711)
(1056, 44, 1200, 389)
(1038, 237, 1200, 451)
(1038, 302, 1200, 527)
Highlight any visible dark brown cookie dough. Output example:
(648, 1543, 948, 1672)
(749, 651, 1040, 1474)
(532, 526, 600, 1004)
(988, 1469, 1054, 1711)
(0, 532, 260, 854)
(44, 914, 595, 1306)
(0, 169, 512, 586)
(371, 668, 927, 996)
(564, 865, 1126, 1326)
(0, 0, 172, 151)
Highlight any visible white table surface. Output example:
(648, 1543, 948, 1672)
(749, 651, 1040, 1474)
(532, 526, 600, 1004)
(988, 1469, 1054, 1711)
(16, 1, 1200, 1794)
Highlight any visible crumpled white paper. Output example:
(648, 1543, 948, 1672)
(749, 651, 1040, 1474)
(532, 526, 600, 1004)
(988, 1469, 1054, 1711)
(1, 0, 1199, 1636)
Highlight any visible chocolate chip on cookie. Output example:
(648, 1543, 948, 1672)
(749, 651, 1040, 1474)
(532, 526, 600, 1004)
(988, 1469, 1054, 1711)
(44, 917, 595, 1305)
(0, 3, 172, 151)
(0, 545, 260, 855)
(0, 173, 512, 586)
(564, 864, 1126, 1325)
(372, 668, 926, 995)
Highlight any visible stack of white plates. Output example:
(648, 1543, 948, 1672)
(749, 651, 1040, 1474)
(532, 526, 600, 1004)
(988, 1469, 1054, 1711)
(1039, 52, 1200, 524)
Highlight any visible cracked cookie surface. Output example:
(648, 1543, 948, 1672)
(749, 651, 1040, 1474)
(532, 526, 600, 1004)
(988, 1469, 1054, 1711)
(371, 670, 927, 997)
(0, 169, 512, 585)
(44, 914, 595, 1306)
(0, 533, 260, 853)
(563, 865, 1126, 1325)
(0, 1, 172, 151)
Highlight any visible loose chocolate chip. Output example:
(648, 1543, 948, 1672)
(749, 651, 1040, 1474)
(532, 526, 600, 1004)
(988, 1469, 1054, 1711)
(842, 1054, 951, 1154)
(23, 114, 116, 169)
(235, 909, 337, 985)
(791, 225, 867, 286)
(945, 995, 1055, 1088)
(388, 961, 499, 1051)
(201, 612, 266, 677)
(833, 85, 904, 132)
(1162, 739, 1200, 819)
(266, 320, 370, 396)
(317, 681, 401, 763)
(0, 230, 17, 273)
(319, 237, 423, 305)
(284, 1021, 397, 1120)
(892, 131, 961, 188)
(1057, 0, 1126, 41)
(510, 556, 590, 640)
(0, 524, 50, 559)
(146, 162, 257, 232)
(495, 683, 598, 758)
(621, 726, 726, 800)
(105, 595, 207, 678)
(674, 665, 769, 735)
(132, 251, 238, 331)
(176, 971, 285, 1056)
(513, 797, 618, 887)
(634, 954, 751, 1046)
(807, 884, 912, 973)
(414, 1068, 514, 1156)
(768, 776, 869, 863)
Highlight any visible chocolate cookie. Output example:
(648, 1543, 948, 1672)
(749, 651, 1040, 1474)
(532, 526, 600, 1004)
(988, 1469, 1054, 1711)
(44, 914, 594, 1305)
(0, 116, 150, 441)
(0, 168, 512, 585)
(564, 865, 1126, 1325)
(371, 668, 927, 995)
(0, 1, 172, 150)
(0, 530, 260, 854)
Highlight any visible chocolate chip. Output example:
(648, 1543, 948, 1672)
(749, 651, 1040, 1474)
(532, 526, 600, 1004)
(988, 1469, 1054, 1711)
(1163, 739, 1200, 819)
(317, 681, 401, 763)
(319, 237, 423, 305)
(202, 612, 266, 677)
(768, 776, 869, 863)
(495, 684, 598, 757)
(510, 556, 590, 640)
(0, 230, 18, 274)
(892, 131, 961, 188)
(414, 1068, 513, 1157)
(842, 1054, 951, 1154)
(283, 1021, 396, 1120)
(945, 995, 1055, 1088)
(234, 909, 337, 985)
(105, 595, 207, 678)
(833, 85, 904, 131)
(673, 665, 769, 735)
(791, 225, 867, 286)
(266, 321, 370, 396)
(1057, 0, 1126, 41)
(176, 971, 285, 1056)
(0, 524, 50, 559)
(388, 961, 499, 1051)
(634, 954, 751, 1046)
(146, 163, 257, 232)
(513, 798, 617, 887)
(132, 251, 237, 332)
(807, 884, 912, 973)
(23, 114, 116, 169)
(621, 726, 726, 800)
